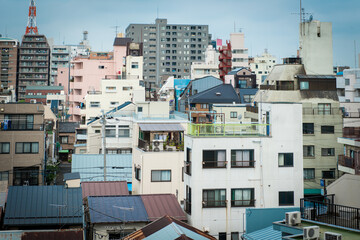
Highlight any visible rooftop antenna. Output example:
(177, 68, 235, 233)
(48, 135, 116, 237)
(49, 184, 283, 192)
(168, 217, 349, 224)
(25, 0, 38, 34)
(111, 25, 120, 36)
(157, 6, 159, 19)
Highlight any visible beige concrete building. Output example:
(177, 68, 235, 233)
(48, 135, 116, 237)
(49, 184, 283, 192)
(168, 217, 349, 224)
(0, 103, 45, 186)
(249, 49, 277, 86)
(255, 63, 343, 195)
(327, 174, 360, 208)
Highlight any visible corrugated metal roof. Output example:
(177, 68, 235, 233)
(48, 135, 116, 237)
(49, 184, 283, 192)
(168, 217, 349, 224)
(59, 122, 79, 133)
(0, 229, 84, 240)
(81, 181, 129, 199)
(88, 196, 149, 223)
(124, 216, 215, 240)
(4, 186, 83, 226)
(113, 38, 132, 46)
(296, 74, 336, 79)
(72, 154, 132, 182)
(64, 172, 80, 181)
(141, 194, 187, 221)
(0, 192, 7, 207)
(188, 84, 240, 104)
(242, 226, 282, 240)
(138, 123, 184, 132)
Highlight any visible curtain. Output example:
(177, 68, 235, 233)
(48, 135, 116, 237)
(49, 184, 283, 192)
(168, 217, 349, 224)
(243, 189, 251, 206)
(23, 143, 31, 153)
(243, 151, 250, 167)
(279, 154, 284, 166)
(161, 170, 171, 181)
(2, 143, 9, 153)
(31, 143, 39, 153)
(217, 151, 226, 167)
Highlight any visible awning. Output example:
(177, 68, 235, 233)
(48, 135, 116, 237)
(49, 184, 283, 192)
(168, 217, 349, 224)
(138, 123, 184, 132)
(58, 150, 69, 153)
(304, 189, 322, 195)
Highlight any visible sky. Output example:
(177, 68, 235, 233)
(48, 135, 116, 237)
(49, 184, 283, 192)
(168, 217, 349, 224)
(1, 0, 359, 68)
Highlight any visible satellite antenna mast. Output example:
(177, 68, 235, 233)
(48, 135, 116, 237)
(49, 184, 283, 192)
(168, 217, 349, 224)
(25, 0, 38, 34)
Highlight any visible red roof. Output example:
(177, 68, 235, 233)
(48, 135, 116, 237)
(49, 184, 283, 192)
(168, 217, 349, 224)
(81, 181, 129, 199)
(140, 194, 187, 221)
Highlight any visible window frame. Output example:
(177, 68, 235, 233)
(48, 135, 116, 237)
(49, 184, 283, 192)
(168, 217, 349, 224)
(231, 149, 255, 168)
(231, 188, 255, 207)
(151, 170, 171, 182)
(321, 125, 334, 134)
(0, 142, 10, 154)
(304, 168, 315, 180)
(278, 153, 294, 167)
(202, 150, 227, 168)
(322, 170, 335, 179)
(15, 142, 39, 154)
(279, 191, 294, 206)
(230, 111, 237, 118)
(303, 145, 315, 158)
(303, 123, 314, 135)
(321, 148, 335, 156)
(202, 189, 227, 208)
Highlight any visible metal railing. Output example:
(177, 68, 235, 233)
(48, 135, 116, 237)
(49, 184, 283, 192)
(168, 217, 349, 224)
(301, 196, 360, 230)
(231, 160, 255, 168)
(344, 112, 360, 118)
(188, 123, 269, 137)
(338, 155, 355, 168)
(138, 139, 184, 152)
(0, 123, 44, 131)
(302, 108, 342, 115)
(202, 160, 227, 168)
(231, 199, 255, 207)
(202, 200, 227, 208)
(343, 127, 360, 138)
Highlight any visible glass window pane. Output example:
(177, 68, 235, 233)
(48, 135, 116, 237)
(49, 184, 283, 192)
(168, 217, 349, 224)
(2, 143, 10, 153)
(31, 143, 39, 153)
(16, 143, 23, 153)
(23, 143, 31, 153)
(151, 171, 161, 181)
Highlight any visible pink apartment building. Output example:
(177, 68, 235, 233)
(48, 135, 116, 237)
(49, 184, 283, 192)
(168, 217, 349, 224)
(56, 37, 131, 122)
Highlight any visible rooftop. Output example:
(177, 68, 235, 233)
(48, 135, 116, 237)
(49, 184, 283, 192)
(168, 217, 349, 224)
(59, 122, 80, 133)
(81, 181, 129, 199)
(187, 84, 240, 104)
(187, 123, 269, 137)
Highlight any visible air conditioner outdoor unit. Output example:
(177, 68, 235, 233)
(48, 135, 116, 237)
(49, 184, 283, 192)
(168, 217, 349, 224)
(303, 226, 320, 240)
(324, 232, 342, 240)
(285, 211, 301, 226)
(152, 139, 164, 152)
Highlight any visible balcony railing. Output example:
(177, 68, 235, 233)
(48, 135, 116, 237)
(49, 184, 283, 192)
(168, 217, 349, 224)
(301, 196, 360, 230)
(138, 139, 184, 152)
(202, 200, 227, 208)
(188, 123, 269, 137)
(0, 124, 44, 131)
(343, 127, 360, 138)
(231, 160, 255, 168)
(231, 199, 255, 207)
(302, 108, 342, 115)
(203, 160, 227, 168)
(344, 112, 360, 118)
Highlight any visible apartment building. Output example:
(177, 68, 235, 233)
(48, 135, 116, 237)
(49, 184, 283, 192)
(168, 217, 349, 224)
(255, 62, 343, 195)
(18, 34, 51, 100)
(50, 45, 70, 85)
(24, 85, 64, 104)
(0, 103, 45, 186)
(0, 37, 18, 91)
(191, 45, 220, 79)
(184, 102, 303, 239)
(249, 50, 277, 86)
(126, 18, 210, 85)
(230, 33, 248, 69)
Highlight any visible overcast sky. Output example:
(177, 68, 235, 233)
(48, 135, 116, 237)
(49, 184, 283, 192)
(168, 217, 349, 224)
(1, 0, 359, 67)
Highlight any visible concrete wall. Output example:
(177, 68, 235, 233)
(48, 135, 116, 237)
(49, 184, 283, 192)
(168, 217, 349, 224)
(327, 174, 360, 208)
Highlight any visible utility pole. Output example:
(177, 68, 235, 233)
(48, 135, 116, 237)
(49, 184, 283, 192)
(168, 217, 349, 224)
(100, 110, 107, 181)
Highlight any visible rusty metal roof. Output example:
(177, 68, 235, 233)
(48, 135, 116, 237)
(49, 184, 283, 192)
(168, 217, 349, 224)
(0, 229, 84, 240)
(141, 194, 187, 221)
(81, 181, 129, 199)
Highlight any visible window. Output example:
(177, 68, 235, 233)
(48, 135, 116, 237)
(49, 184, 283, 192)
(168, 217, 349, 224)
(138, 107, 143, 112)
(95, 130, 100, 134)
(203, 189, 226, 207)
(318, 103, 331, 115)
(98, 65, 105, 69)
(303, 123, 314, 134)
(0, 143, 10, 154)
(122, 86, 133, 91)
(151, 170, 171, 182)
(60, 136, 68, 144)
(304, 168, 315, 180)
(303, 145, 315, 157)
(230, 112, 237, 118)
(231, 188, 255, 207)
(321, 126, 334, 134)
(0, 171, 9, 181)
(231, 150, 254, 167)
(4, 114, 34, 130)
(15, 142, 39, 154)
(322, 170, 335, 179)
(90, 102, 100, 108)
(118, 125, 130, 138)
(131, 62, 139, 69)
(110, 101, 119, 106)
(279, 191, 294, 206)
(219, 232, 226, 240)
(243, 95, 254, 103)
(135, 166, 141, 181)
(13, 167, 39, 186)
(278, 153, 293, 167)
(203, 150, 226, 168)
(231, 232, 240, 240)
(200, 104, 208, 109)
(185, 185, 192, 214)
(322, 148, 335, 156)
(105, 125, 116, 138)
(345, 78, 350, 85)
(105, 86, 116, 92)
(185, 148, 191, 175)
(300, 81, 309, 90)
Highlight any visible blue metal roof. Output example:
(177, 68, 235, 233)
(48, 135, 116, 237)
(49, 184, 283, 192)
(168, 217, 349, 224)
(64, 172, 81, 181)
(87, 101, 132, 125)
(242, 226, 282, 240)
(88, 196, 149, 223)
(145, 222, 210, 240)
(72, 154, 132, 182)
(4, 186, 83, 226)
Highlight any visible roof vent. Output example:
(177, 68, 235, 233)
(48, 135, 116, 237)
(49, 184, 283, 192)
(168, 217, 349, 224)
(215, 92, 221, 96)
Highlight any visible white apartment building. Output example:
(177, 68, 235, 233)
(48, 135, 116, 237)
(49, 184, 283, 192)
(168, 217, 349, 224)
(82, 78, 145, 124)
(184, 103, 303, 239)
(230, 33, 248, 69)
(191, 45, 220, 79)
(299, 20, 333, 75)
(125, 55, 143, 80)
(336, 68, 360, 127)
(249, 50, 276, 86)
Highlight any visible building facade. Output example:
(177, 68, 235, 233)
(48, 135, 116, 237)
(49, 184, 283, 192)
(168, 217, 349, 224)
(126, 18, 210, 85)
(184, 103, 303, 239)
(191, 45, 220, 79)
(230, 33, 248, 69)
(249, 50, 276, 86)
(50, 45, 70, 86)
(18, 34, 51, 100)
(0, 37, 18, 91)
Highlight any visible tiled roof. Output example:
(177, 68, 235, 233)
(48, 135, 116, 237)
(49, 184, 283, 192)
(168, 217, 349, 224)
(59, 122, 80, 133)
(81, 181, 129, 199)
(87, 194, 186, 224)
(113, 37, 132, 46)
(4, 186, 83, 226)
(124, 215, 216, 240)
(72, 154, 132, 182)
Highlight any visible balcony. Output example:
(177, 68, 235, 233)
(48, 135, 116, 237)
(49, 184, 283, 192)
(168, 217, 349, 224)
(0, 123, 44, 131)
(344, 112, 360, 118)
(69, 94, 84, 103)
(302, 108, 342, 115)
(338, 155, 357, 175)
(202, 160, 227, 168)
(104, 75, 139, 80)
(187, 123, 269, 137)
(301, 196, 360, 230)
(138, 139, 184, 152)
(342, 127, 360, 139)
